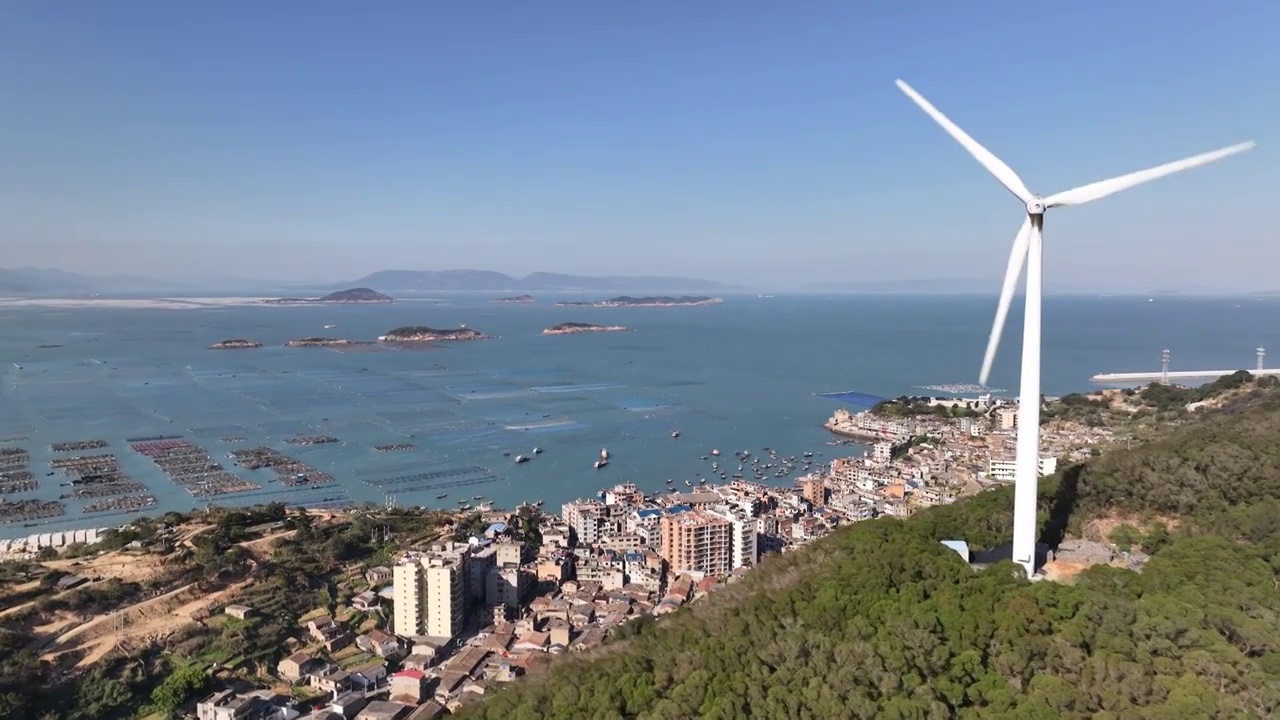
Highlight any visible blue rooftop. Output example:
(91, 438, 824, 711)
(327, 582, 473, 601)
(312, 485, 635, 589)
(635, 509, 662, 519)
(486, 522, 508, 535)
(666, 505, 692, 514)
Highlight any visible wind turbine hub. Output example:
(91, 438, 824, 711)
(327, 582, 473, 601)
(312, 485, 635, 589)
(1026, 198, 1046, 215)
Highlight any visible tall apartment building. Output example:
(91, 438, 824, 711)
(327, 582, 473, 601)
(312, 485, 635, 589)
(797, 475, 826, 507)
(660, 510, 733, 576)
(709, 509, 758, 570)
(392, 560, 425, 638)
(562, 499, 607, 546)
(424, 556, 464, 639)
(392, 552, 467, 640)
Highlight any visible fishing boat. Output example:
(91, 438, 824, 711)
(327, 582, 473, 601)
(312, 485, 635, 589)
(671, 431, 680, 438)
(514, 455, 529, 464)
(710, 449, 720, 456)
(599, 447, 610, 461)
(594, 459, 608, 469)
(436, 493, 448, 499)
(533, 447, 543, 454)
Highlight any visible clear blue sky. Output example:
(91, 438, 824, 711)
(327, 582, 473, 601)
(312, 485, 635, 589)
(1, 2, 1275, 290)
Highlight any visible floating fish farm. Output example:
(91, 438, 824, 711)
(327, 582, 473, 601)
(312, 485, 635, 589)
(284, 435, 340, 446)
(51, 439, 110, 452)
(130, 436, 260, 498)
(50, 452, 147, 499)
(0, 448, 36, 495)
(0, 499, 65, 523)
(356, 463, 501, 496)
(228, 447, 333, 487)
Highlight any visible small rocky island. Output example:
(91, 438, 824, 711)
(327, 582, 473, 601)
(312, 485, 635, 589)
(543, 322, 629, 336)
(378, 326, 489, 343)
(284, 337, 374, 348)
(262, 287, 395, 304)
(493, 294, 535, 304)
(555, 295, 723, 308)
(208, 339, 263, 349)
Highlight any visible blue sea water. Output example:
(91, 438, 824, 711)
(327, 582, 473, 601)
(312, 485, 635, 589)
(1, 294, 1277, 539)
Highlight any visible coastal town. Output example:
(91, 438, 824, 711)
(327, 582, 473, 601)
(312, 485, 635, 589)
(0, 392, 1127, 719)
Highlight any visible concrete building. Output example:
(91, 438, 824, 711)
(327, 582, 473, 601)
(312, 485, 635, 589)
(985, 455, 1058, 483)
(659, 510, 733, 576)
(393, 550, 467, 641)
(562, 499, 607, 546)
(392, 561, 425, 638)
(797, 475, 826, 507)
(485, 563, 527, 609)
(196, 690, 290, 720)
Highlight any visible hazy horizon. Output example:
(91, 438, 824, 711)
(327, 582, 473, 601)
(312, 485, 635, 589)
(2, 3, 1274, 290)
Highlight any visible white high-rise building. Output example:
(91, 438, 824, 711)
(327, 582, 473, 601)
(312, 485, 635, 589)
(424, 556, 464, 639)
(711, 509, 758, 570)
(393, 561, 425, 638)
(392, 548, 468, 640)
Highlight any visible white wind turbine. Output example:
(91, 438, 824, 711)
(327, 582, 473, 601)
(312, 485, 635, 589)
(895, 79, 1255, 577)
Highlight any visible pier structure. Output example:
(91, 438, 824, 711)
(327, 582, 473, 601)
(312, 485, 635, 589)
(1092, 346, 1280, 384)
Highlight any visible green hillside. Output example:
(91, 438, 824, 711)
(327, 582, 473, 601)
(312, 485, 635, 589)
(461, 381, 1280, 720)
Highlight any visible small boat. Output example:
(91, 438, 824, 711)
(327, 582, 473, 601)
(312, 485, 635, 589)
(666, 478, 674, 484)
(671, 431, 680, 438)
(437, 493, 448, 499)
(710, 449, 720, 456)
(324, 324, 337, 329)
(596, 490, 605, 498)
(533, 447, 543, 454)
(600, 447, 610, 460)
(514, 455, 529, 464)
(472, 494, 483, 500)
(534, 500, 544, 506)
(594, 459, 608, 469)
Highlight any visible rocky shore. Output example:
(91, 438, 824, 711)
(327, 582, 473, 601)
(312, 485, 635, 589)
(377, 326, 488, 343)
(208, 339, 263, 350)
(262, 287, 394, 304)
(543, 322, 629, 335)
(284, 337, 374, 348)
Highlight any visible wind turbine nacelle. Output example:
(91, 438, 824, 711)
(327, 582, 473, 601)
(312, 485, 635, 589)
(1025, 199, 1046, 214)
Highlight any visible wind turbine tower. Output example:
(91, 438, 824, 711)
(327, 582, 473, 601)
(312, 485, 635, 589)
(896, 79, 1255, 578)
(1258, 347, 1266, 372)
(1161, 349, 1171, 385)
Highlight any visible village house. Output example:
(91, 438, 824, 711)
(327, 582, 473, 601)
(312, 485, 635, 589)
(276, 650, 324, 683)
(351, 590, 380, 612)
(365, 566, 393, 585)
(223, 604, 253, 620)
(355, 628, 402, 658)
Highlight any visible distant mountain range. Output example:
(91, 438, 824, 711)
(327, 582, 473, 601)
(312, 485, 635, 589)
(0, 267, 198, 295)
(0, 265, 1265, 298)
(342, 270, 745, 294)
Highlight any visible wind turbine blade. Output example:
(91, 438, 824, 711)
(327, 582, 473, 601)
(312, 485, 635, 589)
(1044, 141, 1256, 207)
(895, 79, 1034, 204)
(979, 216, 1032, 387)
